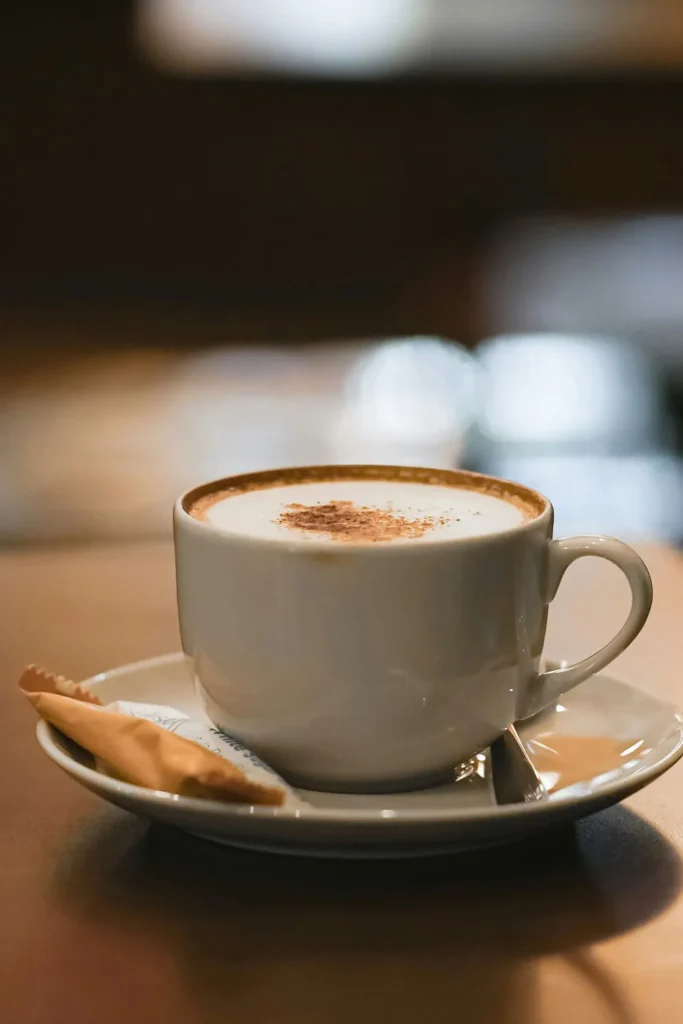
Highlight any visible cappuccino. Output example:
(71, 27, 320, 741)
(176, 465, 651, 789)
(188, 470, 533, 544)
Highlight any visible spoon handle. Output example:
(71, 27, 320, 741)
(490, 725, 547, 805)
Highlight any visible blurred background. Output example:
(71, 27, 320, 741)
(4, 0, 683, 544)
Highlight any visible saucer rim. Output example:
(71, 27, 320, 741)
(36, 651, 683, 827)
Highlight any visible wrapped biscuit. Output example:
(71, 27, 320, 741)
(106, 699, 305, 804)
(20, 666, 287, 806)
(19, 666, 103, 705)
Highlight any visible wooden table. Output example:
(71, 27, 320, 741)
(2, 540, 683, 1024)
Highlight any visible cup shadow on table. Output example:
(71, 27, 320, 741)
(50, 805, 679, 1024)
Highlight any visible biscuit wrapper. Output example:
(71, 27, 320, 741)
(20, 666, 286, 806)
(106, 700, 306, 807)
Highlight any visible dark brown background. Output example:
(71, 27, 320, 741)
(4, 3, 683, 343)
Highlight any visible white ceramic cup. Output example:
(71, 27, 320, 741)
(174, 465, 652, 792)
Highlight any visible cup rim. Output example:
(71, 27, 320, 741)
(175, 464, 552, 550)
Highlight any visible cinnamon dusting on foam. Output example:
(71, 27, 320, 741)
(276, 500, 448, 542)
(186, 465, 546, 524)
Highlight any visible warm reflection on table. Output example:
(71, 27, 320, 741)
(2, 541, 683, 1022)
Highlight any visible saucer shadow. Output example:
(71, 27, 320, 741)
(50, 806, 678, 1024)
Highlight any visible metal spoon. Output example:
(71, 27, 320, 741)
(489, 724, 547, 805)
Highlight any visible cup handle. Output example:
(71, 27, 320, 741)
(520, 536, 653, 719)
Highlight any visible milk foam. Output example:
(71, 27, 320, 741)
(200, 479, 525, 542)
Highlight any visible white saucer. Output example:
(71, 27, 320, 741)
(36, 653, 683, 858)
